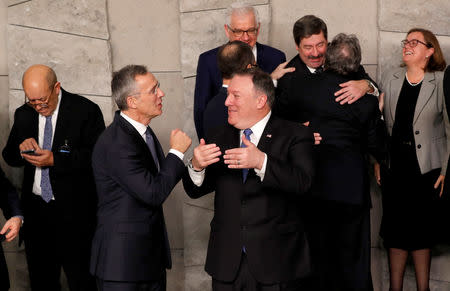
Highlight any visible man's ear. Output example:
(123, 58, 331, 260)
(126, 96, 137, 109)
(256, 94, 267, 109)
(224, 24, 231, 40)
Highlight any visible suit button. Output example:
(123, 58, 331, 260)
(415, 131, 420, 135)
(417, 144, 421, 149)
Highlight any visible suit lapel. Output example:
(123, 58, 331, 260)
(52, 89, 70, 151)
(116, 112, 159, 174)
(257, 115, 275, 154)
(256, 42, 262, 65)
(413, 72, 435, 125)
(389, 70, 404, 123)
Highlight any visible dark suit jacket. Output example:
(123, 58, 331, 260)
(183, 115, 314, 284)
(298, 71, 386, 205)
(0, 166, 22, 290)
(90, 111, 186, 282)
(194, 42, 286, 139)
(203, 86, 228, 136)
(274, 54, 379, 124)
(2, 88, 105, 225)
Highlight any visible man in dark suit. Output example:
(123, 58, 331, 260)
(274, 15, 380, 122)
(0, 166, 23, 291)
(194, 2, 289, 140)
(203, 40, 255, 135)
(297, 34, 386, 291)
(2, 64, 105, 291)
(90, 65, 192, 291)
(184, 68, 314, 290)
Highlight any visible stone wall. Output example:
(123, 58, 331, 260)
(1, 1, 449, 290)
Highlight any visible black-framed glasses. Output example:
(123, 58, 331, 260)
(401, 39, 432, 48)
(130, 81, 160, 97)
(227, 25, 259, 37)
(25, 86, 54, 108)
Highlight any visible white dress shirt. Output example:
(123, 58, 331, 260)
(189, 111, 271, 186)
(32, 90, 61, 199)
(120, 112, 184, 161)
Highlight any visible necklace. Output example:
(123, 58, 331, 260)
(405, 72, 424, 86)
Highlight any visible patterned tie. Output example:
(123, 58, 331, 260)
(241, 128, 253, 182)
(145, 127, 160, 171)
(314, 66, 324, 74)
(41, 115, 53, 202)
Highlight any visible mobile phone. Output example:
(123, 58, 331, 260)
(20, 149, 40, 156)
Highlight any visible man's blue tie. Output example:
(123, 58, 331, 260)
(41, 115, 53, 202)
(241, 128, 253, 182)
(145, 127, 160, 171)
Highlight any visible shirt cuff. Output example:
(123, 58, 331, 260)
(272, 79, 278, 88)
(368, 81, 380, 97)
(13, 215, 24, 225)
(169, 149, 184, 160)
(188, 166, 205, 186)
(254, 153, 268, 181)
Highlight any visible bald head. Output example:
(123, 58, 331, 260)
(22, 64, 60, 116)
(22, 64, 57, 90)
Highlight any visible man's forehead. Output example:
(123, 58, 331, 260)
(300, 32, 327, 45)
(230, 12, 256, 27)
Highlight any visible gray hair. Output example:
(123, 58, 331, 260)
(111, 65, 148, 110)
(226, 2, 260, 26)
(324, 33, 361, 76)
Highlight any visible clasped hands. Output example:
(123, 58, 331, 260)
(19, 138, 54, 167)
(191, 135, 265, 171)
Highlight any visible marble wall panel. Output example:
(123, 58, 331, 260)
(270, 0, 378, 64)
(84, 95, 114, 126)
(0, 2, 8, 75)
(182, 77, 197, 162)
(7, 25, 112, 96)
(0, 77, 10, 162)
(180, 5, 270, 77)
(183, 203, 213, 267)
(7, 0, 30, 7)
(363, 65, 378, 82)
(180, 0, 267, 13)
(8, 0, 108, 39)
(185, 265, 211, 291)
(378, 31, 450, 81)
(167, 249, 184, 291)
(379, 0, 450, 36)
(107, 0, 181, 71)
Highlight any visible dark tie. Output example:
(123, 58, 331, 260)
(41, 115, 53, 202)
(145, 127, 160, 171)
(314, 66, 324, 74)
(241, 128, 253, 182)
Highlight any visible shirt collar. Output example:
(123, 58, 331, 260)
(252, 45, 257, 61)
(120, 111, 148, 137)
(241, 110, 271, 140)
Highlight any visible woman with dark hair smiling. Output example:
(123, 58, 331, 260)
(376, 28, 448, 291)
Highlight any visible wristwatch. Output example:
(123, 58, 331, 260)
(365, 79, 375, 93)
(188, 158, 203, 172)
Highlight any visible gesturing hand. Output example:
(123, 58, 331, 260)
(223, 134, 265, 170)
(191, 139, 221, 171)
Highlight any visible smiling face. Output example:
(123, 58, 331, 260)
(296, 31, 327, 69)
(225, 74, 268, 130)
(224, 11, 260, 48)
(402, 31, 434, 69)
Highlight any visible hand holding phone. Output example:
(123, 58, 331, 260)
(21, 149, 40, 156)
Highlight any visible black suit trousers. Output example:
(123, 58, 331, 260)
(24, 194, 96, 291)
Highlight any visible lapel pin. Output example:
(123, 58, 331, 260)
(266, 134, 272, 138)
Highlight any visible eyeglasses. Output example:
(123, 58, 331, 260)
(131, 81, 160, 97)
(227, 25, 259, 37)
(401, 39, 432, 48)
(25, 86, 54, 108)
